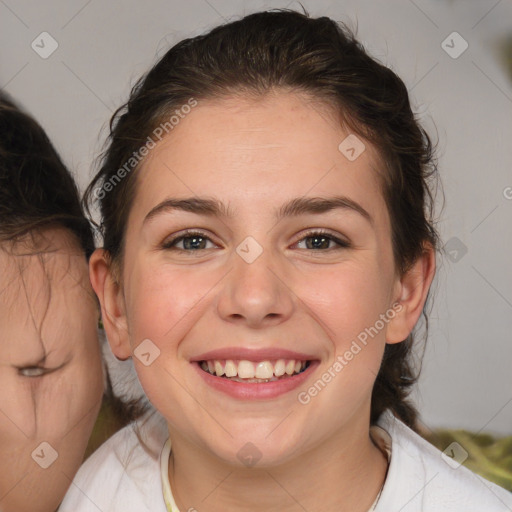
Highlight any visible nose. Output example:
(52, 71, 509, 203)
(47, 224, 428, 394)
(216, 244, 295, 329)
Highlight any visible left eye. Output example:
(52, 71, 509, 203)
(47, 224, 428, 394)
(295, 232, 349, 250)
(19, 366, 47, 377)
(163, 232, 216, 251)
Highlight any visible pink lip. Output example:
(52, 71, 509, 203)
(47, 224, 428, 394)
(191, 347, 315, 362)
(192, 359, 320, 400)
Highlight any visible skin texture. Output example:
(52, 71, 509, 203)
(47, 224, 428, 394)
(0, 228, 104, 512)
(91, 90, 435, 512)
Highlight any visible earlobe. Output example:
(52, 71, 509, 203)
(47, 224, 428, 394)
(89, 249, 132, 360)
(386, 244, 436, 344)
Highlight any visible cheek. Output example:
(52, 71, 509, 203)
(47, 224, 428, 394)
(299, 261, 394, 347)
(39, 344, 103, 444)
(124, 262, 230, 411)
(125, 262, 219, 342)
(294, 267, 391, 406)
(0, 374, 36, 443)
(0, 354, 102, 463)
(50, 365, 103, 471)
(42, 365, 103, 440)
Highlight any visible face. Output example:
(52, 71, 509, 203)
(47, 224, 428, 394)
(0, 228, 104, 512)
(96, 91, 430, 467)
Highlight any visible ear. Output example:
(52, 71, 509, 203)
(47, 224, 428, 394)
(89, 249, 132, 360)
(386, 244, 436, 344)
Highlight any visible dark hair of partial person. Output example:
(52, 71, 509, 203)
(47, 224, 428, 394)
(83, 7, 440, 430)
(0, 92, 95, 259)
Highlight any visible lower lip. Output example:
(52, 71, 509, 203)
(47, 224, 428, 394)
(193, 361, 319, 400)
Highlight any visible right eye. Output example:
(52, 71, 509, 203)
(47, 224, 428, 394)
(18, 366, 47, 378)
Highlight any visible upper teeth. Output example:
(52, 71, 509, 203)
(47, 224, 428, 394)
(201, 359, 307, 379)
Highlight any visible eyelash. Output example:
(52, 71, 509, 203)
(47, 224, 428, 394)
(17, 363, 65, 378)
(161, 229, 351, 252)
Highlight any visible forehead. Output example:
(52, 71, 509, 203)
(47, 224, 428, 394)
(131, 90, 388, 226)
(0, 230, 96, 361)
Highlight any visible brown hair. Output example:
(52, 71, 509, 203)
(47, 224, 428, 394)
(0, 93, 95, 258)
(85, 8, 439, 429)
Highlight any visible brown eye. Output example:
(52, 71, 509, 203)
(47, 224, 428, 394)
(162, 230, 217, 251)
(303, 235, 332, 250)
(295, 230, 350, 250)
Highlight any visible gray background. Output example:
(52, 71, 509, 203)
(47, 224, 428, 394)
(1, 0, 511, 434)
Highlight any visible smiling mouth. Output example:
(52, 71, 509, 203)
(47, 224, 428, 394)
(199, 359, 311, 383)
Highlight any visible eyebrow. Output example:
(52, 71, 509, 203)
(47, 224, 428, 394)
(143, 195, 373, 225)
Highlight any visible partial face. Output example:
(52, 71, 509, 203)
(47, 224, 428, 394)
(0, 229, 104, 512)
(106, 91, 403, 465)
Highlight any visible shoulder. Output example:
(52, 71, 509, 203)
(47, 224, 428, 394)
(59, 411, 169, 512)
(375, 411, 512, 511)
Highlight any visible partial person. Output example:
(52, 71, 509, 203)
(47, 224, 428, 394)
(0, 94, 104, 512)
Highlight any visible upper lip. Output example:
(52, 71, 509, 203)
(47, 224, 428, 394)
(190, 347, 316, 362)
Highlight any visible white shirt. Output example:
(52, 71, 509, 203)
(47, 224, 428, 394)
(59, 410, 512, 511)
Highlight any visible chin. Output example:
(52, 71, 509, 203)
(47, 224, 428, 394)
(202, 426, 305, 469)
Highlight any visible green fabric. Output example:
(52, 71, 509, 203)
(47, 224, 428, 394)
(423, 429, 512, 491)
(84, 398, 125, 460)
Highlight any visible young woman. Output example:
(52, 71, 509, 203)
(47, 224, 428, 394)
(0, 94, 104, 512)
(60, 9, 512, 512)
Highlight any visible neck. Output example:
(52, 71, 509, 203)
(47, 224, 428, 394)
(167, 412, 388, 512)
